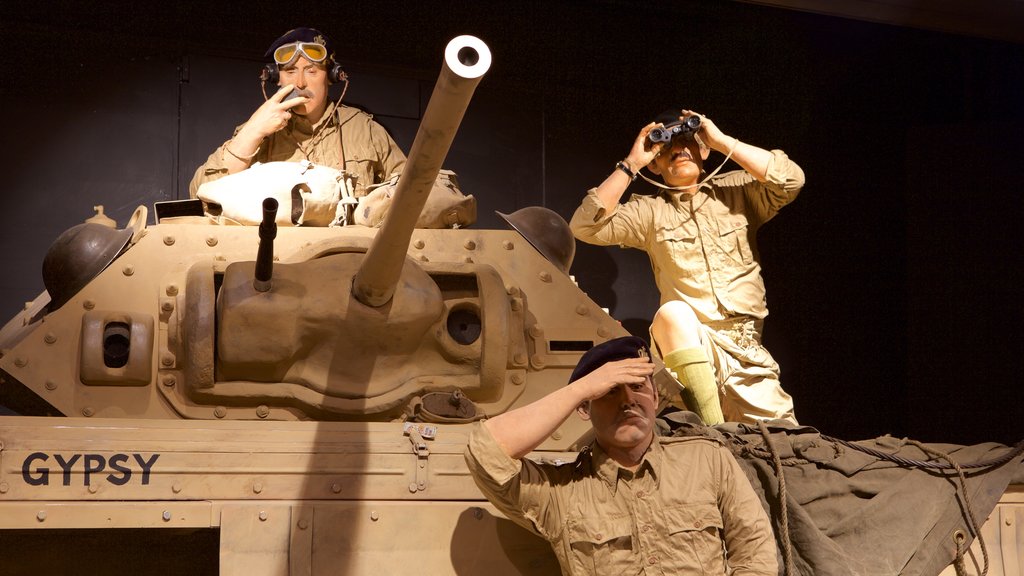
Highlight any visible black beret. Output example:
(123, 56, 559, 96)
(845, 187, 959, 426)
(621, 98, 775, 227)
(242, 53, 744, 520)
(569, 336, 651, 384)
(265, 27, 335, 60)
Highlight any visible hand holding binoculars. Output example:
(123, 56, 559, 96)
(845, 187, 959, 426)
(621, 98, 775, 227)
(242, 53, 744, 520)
(648, 115, 701, 144)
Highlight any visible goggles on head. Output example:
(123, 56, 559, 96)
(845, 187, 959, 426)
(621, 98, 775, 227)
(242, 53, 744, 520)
(273, 42, 329, 66)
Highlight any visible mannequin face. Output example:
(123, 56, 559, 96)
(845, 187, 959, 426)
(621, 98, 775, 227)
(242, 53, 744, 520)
(579, 377, 658, 454)
(649, 137, 705, 186)
(278, 55, 329, 121)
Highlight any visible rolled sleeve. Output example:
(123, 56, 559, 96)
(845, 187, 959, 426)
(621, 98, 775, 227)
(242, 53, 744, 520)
(465, 421, 524, 488)
(750, 149, 804, 223)
(465, 423, 548, 537)
(465, 423, 569, 541)
(569, 188, 649, 250)
(570, 188, 609, 226)
(764, 149, 805, 193)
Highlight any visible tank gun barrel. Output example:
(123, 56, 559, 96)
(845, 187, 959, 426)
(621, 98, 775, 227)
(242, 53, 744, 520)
(253, 197, 278, 292)
(352, 35, 491, 307)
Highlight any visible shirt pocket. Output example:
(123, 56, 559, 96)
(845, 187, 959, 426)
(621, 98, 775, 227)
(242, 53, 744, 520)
(664, 502, 726, 573)
(566, 516, 636, 574)
(715, 216, 754, 266)
(343, 159, 382, 194)
(654, 225, 704, 274)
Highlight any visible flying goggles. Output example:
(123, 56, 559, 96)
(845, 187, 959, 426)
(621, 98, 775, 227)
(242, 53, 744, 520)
(273, 42, 329, 66)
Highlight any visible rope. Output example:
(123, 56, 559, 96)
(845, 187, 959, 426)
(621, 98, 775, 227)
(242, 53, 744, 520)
(820, 435, 1021, 576)
(740, 444, 809, 467)
(952, 528, 983, 576)
(907, 440, 989, 576)
(758, 420, 796, 576)
(736, 431, 1022, 576)
(821, 436, 1024, 470)
(953, 534, 967, 576)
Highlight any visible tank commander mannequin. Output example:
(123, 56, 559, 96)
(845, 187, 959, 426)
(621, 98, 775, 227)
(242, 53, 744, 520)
(570, 109, 804, 426)
(465, 336, 777, 575)
(189, 27, 406, 199)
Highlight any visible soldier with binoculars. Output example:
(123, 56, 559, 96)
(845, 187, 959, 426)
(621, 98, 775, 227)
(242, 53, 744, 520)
(571, 109, 806, 426)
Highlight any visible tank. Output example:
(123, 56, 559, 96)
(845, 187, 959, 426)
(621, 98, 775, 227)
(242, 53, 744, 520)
(0, 35, 600, 575)
(1, 36, 1020, 576)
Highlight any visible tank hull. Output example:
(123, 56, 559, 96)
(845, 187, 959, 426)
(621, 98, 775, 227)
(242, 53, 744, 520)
(0, 416, 561, 575)
(2, 415, 1020, 575)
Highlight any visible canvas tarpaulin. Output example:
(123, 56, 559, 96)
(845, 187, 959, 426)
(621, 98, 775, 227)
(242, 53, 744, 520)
(661, 415, 1024, 576)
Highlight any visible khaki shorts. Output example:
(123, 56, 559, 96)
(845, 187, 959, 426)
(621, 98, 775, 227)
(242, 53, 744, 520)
(652, 316, 797, 425)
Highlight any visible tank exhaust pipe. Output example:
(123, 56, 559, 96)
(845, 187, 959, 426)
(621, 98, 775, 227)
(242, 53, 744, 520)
(254, 197, 278, 292)
(353, 35, 491, 307)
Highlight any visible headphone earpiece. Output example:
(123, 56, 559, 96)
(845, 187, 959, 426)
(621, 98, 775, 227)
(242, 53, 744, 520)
(260, 63, 279, 85)
(327, 61, 346, 84)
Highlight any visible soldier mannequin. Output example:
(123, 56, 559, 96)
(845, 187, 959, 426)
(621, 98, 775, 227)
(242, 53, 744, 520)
(190, 27, 406, 199)
(465, 336, 777, 574)
(571, 110, 805, 425)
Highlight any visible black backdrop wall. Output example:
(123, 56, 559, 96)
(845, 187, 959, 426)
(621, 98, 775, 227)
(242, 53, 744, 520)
(1, 0, 1021, 444)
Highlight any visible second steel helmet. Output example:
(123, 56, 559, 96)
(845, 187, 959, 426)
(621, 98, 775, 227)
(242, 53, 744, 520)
(496, 206, 575, 275)
(42, 223, 134, 311)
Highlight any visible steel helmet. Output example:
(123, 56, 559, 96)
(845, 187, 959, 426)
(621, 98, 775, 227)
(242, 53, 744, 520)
(42, 223, 134, 311)
(496, 206, 575, 275)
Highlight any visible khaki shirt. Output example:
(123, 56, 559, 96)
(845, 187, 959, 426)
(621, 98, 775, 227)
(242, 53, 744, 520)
(570, 150, 804, 323)
(189, 103, 406, 198)
(465, 423, 778, 575)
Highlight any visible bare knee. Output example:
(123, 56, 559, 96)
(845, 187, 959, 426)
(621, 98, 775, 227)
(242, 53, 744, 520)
(654, 301, 700, 331)
(652, 301, 702, 352)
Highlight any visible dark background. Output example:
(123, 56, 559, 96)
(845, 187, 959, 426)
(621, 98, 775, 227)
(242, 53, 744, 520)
(1, 0, 1021, 445)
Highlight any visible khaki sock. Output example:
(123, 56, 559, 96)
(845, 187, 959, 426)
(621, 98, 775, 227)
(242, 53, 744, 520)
(664, 347, 724, 425)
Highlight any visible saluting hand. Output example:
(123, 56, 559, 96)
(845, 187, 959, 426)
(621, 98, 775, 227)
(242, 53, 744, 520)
(570, 357, 657, 402)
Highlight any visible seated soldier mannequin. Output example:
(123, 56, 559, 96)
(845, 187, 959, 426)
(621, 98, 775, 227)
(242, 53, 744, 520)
(571, 109, 805, 425)
(465, 336, 777, 575)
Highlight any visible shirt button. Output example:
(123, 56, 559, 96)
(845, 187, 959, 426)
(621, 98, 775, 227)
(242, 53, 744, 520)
(595, 533, 603, 540)
(636, 490, 645, 498)
(693, 520, 703, 529)
(648, 556, 658, 565)
(643, 525, 651, 532)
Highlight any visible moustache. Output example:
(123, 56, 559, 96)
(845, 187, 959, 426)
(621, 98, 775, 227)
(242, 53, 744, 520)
(619, 408, 645, 421)
(285, 88, 315, 101)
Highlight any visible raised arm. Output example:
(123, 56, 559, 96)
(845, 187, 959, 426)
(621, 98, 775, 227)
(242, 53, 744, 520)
(682, 109, 775, 182)
(484, 358, 656, 458)
(592, 122, 666, 215)
(188, 85, 311, 196)
(224, 84, 310, 171)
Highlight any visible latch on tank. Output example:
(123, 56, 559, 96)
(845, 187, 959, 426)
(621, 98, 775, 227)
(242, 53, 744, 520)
(404, 423, 435, 493)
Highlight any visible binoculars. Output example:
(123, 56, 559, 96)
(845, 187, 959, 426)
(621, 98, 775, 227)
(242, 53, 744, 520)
(648, 116, 701, 143)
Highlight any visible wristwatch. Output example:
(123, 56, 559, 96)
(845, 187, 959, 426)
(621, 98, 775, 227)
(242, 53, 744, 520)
(615, 160, 637, 181)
